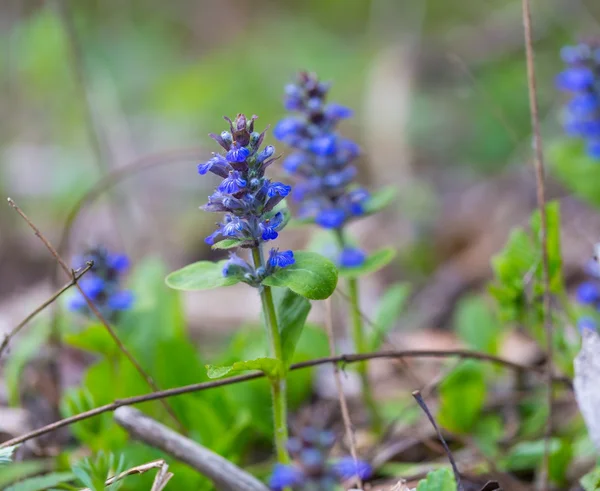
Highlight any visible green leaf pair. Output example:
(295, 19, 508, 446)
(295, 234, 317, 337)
(206, 288, 311, 380)
(166, 251, 338, 301)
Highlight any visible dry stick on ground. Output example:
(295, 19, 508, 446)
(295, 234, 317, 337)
(114, 406, 269, 491)
(0, 261, 93, 359)
(80, 459, 173, 491)
(412, 390, 464, 491)
(520, 0, 553, 488)
(324, 299, 362, 490)
(6, 198, 186, 433)
(0, 348, 572, 449)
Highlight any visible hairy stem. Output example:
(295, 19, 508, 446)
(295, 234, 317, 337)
(334, 229, 383, 434)
(251, 247, 290, 465)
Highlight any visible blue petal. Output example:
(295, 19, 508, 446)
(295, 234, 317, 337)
(283, 153, 306, 173)
(555, 67, 595, 91)
(268, 182, 292, 198)
(273, 117, 303, 141)
(198, 154, 231, 178)
(339, 247, 366, 268)
(576, 281, 600, 304)
(107, 254, 130, 272)
(586, 140, 600, 160)
(79, 276, 105, 299)
(269, 464, 304, 491)
(325, 103, 353, 119)
(332, 457, 372, 480)
(226, 144, 250, 163)
(268, 249, 295, 268)
(108, 291, 134, 311)
(315, 208, 346, 229)
(568, 93, 600, 115)
(310, 135, 337, 156)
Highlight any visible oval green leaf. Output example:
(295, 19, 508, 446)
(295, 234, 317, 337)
(339, 247, 396, 278)
(165, 260, 239, 291)
(262, 251, 338, 300)
(211, 238, 248, 250)
(363, 185, 397, 214)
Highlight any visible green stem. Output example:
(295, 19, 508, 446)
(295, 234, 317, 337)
(335, 229, 383, 435)
(251, 247, 290, 465)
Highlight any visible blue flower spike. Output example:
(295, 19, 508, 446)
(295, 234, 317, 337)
(268, 428, 371, 490)
(557, 42, 600, 160)
(68, 246, 134, 322)
(274, 72, 371, 267)
(197, 114, 295, 286)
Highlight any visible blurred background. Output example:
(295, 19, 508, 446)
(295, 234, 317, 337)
(2, 0, 600, 345)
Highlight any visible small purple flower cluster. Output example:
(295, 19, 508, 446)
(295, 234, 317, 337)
(68, 246, 134, 321)
(198, 114, 295, 284)
(269, 428, 371, 491)
(576, 259, 600, 333)
(557, 42, 600, 159)
(274, 72, 369, 268)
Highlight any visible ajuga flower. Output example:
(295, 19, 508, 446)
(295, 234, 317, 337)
(274, 72, 369, 267)
(269, 427, 372, 491)
(198, 114, 295, 285)
(557, 42, 600, 159)
(68, 246, 134, 322)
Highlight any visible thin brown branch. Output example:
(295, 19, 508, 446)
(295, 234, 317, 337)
(80, 459, 172, 491)
(0, 348, 571, 449)
(6, 198, 185, 433)
(0, 261, 93, 359)
(323, 299, 362, 489)
(520, 1, 552, 488)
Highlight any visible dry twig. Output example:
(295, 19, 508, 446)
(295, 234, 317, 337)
(114, 406, 268, 491)
(80, 459, 173, 491)
(520, 0, 552, 488)
(324, 299, 362, 489)
(0, 348, 571, 449)
(0, 261, 93, 359)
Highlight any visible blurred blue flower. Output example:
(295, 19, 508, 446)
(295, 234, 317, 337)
(557, 42, 600, 160)
(268, 427, 371, 490)
(68, 247, 134, 322)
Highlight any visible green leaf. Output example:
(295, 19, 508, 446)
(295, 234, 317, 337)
(455, 295, 501, 354)
(501, 438, 572, 484)
(549, 138, 600, 209)
(0, 461, 48, 490)
(165, 260, 239, 291)
(4, 472, 75, 491)
(211, 239, 247, 250)
(363, 185, 398, 215)
(0, 446, 18, 466)
(416, 468, 457, 491)
(369, 282, 411, 351)
(339, 247, 396, 278)
(274, 288, 311, 367)
(437, 360, 486, 433)
(581, 466, 600, 491)
(262, 251, 338, 300)
(206, 357, 282, 380)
